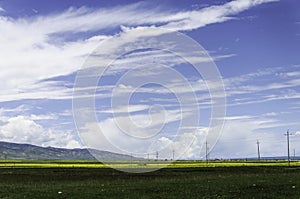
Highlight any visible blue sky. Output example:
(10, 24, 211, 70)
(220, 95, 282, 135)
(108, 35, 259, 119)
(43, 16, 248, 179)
(0, 0, 300, 159)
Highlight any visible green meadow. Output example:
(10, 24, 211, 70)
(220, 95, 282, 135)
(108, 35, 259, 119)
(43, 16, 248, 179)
(0, 160, 300, 198)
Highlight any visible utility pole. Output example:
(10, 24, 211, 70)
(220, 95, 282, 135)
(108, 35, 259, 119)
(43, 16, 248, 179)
(256, 140, 261, 161)
(156, 151, 159, 161)
(294, 149, 296, 161)
(284, 129, 292, 167)
(172, 150, 175, 161)
(205, 141, 209, 164)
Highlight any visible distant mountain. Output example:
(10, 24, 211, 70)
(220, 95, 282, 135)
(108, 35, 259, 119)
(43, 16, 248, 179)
(0, 141, 134, 160)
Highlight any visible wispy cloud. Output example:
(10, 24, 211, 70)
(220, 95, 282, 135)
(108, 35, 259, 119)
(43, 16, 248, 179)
(222, 65, 300, 106)
(0, 0, 285, 154)
(0, 6, 5, 13)
(0, 0, 277, 102)
(163, 0, 278, 31)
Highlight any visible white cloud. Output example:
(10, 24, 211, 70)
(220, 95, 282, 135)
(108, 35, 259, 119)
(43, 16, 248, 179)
(28, 114, 58, 121)
(224, 115, 256, 121)
(0, 0, 282, 153)
(22, 0, 277, 34)
(0, 116, 81, 148)
(0, 0, 276, 102)
(280, 71, 300, 77)
(100, 105, 150, 114)
(79, 118, 209, 159)
(77, 110, 299, 159)
(212, 116, 288, 158)
(222, 65, 300, 107)
(0, 105, 30, 115)
(163, 0, 278, 31)
(262, 112, 278, 117)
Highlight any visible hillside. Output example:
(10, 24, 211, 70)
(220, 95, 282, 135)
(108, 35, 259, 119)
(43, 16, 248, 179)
(0, 141, 133, 160)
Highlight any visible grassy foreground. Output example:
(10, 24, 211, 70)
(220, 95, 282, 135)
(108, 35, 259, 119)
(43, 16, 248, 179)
(0, 161, 300, 198)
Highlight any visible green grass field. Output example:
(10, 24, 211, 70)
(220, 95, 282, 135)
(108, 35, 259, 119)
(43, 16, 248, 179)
(0, 160, 300, 198)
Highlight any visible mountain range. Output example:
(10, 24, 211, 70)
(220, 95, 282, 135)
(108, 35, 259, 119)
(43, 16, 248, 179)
(0, 141, 134, 160)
